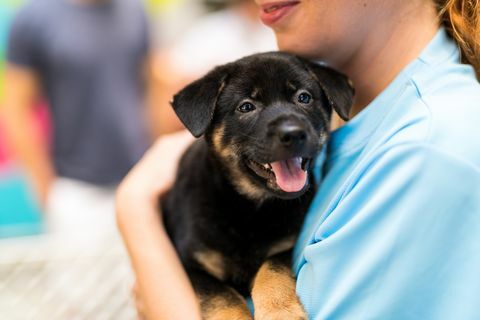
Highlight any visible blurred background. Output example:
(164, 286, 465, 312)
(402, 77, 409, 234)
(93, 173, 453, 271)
(0, 0, 276, 318)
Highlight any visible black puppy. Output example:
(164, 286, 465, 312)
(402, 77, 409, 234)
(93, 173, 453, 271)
(162, 52, 353, 320)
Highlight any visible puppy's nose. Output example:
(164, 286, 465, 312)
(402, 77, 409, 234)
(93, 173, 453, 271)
(277, 123, 307, 147)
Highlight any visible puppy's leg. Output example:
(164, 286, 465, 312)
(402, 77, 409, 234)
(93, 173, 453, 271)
(189, 269, 253, 320)
(251, 251, 307, 320)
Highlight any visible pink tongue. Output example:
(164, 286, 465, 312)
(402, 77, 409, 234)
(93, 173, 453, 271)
(270, 157, 307, 193)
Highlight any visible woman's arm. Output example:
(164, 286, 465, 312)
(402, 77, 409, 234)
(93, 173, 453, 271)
(116, 130, 201, 320)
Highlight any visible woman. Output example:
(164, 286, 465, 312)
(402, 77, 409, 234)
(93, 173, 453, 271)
(116, 0, 480, 319)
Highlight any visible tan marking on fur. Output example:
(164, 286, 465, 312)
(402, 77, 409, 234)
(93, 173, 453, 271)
(212, 124, 272, 201)
(212, 125, 238, 161)
(212, 125, 227, 157)
(348, 78, 355, 90)
(250, 88, 260, 99)
(252, 261, 307, 320)
(200, 290, 252, 320)
(194, 250, 227, 281)
(266, 236, 296, 258)
(221, 145, 237, 161)
(287, 81, 297, 91)
(234, 172, 270, 201)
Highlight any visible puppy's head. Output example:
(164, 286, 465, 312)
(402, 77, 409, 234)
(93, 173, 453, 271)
(172, 52, 354, 201)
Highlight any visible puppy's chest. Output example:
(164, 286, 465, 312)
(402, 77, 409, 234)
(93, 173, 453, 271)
(191, 202, 306, 291)
(198, 199, 306, 249)
(194, 233, 297, 295)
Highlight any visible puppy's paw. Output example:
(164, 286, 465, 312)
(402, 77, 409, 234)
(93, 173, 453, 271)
(200, 291, 253, 320)
(204, 306, 253, 320)
(254, 298, 307, 320)
(251, 261, 307, 320)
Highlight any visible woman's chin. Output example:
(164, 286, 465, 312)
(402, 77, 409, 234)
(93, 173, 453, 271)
(276, 34, 324, 60)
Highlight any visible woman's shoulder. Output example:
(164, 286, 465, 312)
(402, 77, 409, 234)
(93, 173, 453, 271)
(372, 58, 480, 169)
(412, 59, 480, 118)
(411, 63, 480, 166)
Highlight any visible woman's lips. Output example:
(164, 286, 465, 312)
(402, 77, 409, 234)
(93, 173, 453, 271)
(259, 1, 300, 27)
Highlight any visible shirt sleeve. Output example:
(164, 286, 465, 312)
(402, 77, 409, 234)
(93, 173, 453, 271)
(6, 7, 43, 69)
(296, 143, 480, 320)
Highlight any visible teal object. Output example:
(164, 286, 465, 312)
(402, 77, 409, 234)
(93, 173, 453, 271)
(1, 4, 18, 99)
(0, 2, 43, 238)
(0, 4, 17, 61)
(0, 6, 12, 52)
(0, 169, 43, 238)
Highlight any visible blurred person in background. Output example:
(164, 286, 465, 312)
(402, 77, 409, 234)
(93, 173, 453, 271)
(150, 0, 277, 136)
(2, 0, 152, 238)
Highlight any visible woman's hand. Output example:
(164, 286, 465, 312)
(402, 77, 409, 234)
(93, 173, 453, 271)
(116, 130, 201, 320)
(116, 129, 195, 211)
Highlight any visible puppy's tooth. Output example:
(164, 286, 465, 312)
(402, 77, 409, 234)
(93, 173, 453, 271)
(265, 5, 279, 13)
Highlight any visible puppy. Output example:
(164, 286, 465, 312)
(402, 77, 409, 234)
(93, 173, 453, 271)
(162, 52, 354, 319)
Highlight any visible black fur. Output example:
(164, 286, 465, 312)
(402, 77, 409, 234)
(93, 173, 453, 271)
(162, 52, 354, 307)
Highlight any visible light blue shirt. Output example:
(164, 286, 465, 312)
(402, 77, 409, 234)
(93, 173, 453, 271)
(294, 28, 480, 319)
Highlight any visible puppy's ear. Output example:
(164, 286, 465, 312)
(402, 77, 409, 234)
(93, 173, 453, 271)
(171, 66, 229, 137)
(303, 60, 355, 121)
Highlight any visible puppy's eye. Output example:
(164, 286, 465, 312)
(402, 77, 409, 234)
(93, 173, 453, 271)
(298, 92, 312, 104)
(237, 102, 256, 113)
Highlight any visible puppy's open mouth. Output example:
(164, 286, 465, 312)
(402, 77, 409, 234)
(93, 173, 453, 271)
(247, 157, 311, 193)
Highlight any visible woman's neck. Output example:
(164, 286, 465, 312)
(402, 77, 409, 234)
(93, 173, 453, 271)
(338, 2, 440, 117)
